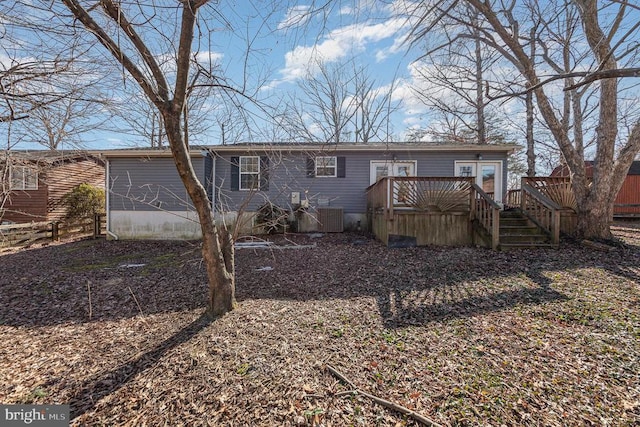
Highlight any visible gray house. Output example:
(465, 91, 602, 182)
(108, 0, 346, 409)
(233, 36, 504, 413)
(102, 143, 517, 244)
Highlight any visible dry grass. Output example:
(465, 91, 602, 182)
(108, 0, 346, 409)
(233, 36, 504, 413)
(0, 223, 639, 426)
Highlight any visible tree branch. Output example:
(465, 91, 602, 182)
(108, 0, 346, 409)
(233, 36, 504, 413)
(61, 0, 161, 105)
(326, 364, 443, 427)
(99, 0, 170, 102)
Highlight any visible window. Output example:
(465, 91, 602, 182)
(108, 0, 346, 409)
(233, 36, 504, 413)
(374, 165, 389, 182)
(459, 165, 474, 177)
(239, 156, 260, 190)
(315, 156, 337, 177)
(10, 166, 38, 190)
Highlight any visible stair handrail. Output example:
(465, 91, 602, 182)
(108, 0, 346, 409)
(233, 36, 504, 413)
(520, 183, 561, 245)
(470, 183, 501, 250)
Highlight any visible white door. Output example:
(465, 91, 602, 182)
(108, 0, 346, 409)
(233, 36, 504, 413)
(455, 161, 502, 203)
(370, 161, 416, 185)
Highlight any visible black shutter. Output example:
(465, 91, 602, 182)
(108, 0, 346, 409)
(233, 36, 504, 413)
(260, 156, 269, 191)
(337, 156, 346, 178)
(230, 156, 239, 191)
(306, 157, 315, 177)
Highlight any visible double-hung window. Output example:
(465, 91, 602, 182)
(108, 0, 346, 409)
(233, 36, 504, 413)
(315, 156, 337, 178)
(10, 166, 38, 190)
(239, 156, 260, 190)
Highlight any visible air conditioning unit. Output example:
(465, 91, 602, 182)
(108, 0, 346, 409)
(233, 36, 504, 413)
(317, 207, 344, 232)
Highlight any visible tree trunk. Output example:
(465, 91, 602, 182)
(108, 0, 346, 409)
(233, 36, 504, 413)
(474, 28, 485, 145)
(163, 112, 236, 318)
(525, 88, 535, 176)
(576, 191, 614, 239)
(59, 0, 237, 317)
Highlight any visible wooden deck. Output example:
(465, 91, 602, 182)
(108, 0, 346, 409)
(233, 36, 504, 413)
(367, 177, 479, 247)
(367, 176, 579, 249)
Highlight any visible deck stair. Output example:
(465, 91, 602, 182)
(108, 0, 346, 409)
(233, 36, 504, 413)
(498, 209, 555, 250)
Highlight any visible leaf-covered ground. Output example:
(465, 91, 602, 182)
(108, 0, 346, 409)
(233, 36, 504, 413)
(1, 223, 639, 426)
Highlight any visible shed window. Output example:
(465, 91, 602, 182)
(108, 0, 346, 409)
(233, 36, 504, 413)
(239, 156, 260, 190)
(315, 156, 337, 177)
(11, 166, 38, 190)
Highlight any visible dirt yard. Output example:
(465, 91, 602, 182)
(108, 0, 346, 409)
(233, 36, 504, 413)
(1, 224, 639, 426)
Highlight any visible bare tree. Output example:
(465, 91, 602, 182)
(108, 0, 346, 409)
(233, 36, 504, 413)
(57, 0, 239, 317)
(409, 0, 640, 239)
(410, 4, 512, 146)
(351, 63, 400, 143)
(20, 71, 115, 150)
(282, 58, 399, 144)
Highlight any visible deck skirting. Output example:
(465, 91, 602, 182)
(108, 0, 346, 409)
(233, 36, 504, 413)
(371, 210, 473, 246)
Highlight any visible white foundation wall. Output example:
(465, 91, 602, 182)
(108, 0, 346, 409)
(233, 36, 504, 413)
(108, 210, 369, 240)
(109, 210, 202, 240)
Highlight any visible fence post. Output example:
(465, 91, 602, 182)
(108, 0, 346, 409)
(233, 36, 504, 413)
(51, 221, 59, 241)
(93, 213, 104, 238)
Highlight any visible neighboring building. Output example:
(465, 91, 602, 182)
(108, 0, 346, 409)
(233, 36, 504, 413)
(102, 143, 517, 240)
(551, 161, 640, 216)
(0, 151, 105, 224)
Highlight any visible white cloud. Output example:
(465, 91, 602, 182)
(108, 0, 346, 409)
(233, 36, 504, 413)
(277, 5, 312, 30)
(278, 17, 408, 83)
(195, 51, 224, 66)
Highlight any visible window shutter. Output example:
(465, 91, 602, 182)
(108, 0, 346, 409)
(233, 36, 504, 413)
(306, 157, 315, 177)
(337, 156, 346, 178)
(230, 157, 239, 191)
(260, 156, 269, 191)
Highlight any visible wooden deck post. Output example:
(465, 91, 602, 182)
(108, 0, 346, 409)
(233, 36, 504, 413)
(551, 209, 560, 246)
(469, 186, 476, 221)
(387, 177, 394, 221)
(491, 208, 500, 250)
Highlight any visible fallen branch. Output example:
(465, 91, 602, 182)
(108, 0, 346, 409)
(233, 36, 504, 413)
(326, 364, 444, 427)
(581, 240, 615, 252)
(128, 286, 144, 317)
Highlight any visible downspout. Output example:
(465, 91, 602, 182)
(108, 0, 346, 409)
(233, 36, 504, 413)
(105, 158, 119, 240)
(211, 151, 216, 216)
(202, 149, 215, 216)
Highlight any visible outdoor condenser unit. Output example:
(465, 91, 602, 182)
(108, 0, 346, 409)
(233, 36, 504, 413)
(317, 207, 344, 233)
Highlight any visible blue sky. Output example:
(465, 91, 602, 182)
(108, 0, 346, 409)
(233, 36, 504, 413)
(0, 1, 520, 150)
(4, 0, 639, 156)
(92, 1, 426, 149)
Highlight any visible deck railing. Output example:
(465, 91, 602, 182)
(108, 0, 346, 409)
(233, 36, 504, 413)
(470, 183, 501, 250)
(521, 183, 561, 245)
(367, 176, 475, 220)
(523, 177, 576, 209)
(505, 189, 522, 208)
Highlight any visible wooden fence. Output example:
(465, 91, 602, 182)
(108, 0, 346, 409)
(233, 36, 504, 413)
(0, 213, 106, 248)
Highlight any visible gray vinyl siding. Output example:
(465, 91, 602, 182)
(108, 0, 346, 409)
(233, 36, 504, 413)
(108, 157, 206, 211)
(210, 149, 509, 214)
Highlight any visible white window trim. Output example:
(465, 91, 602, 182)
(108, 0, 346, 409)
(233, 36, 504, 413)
(369, 160, 417, 186)
(454, 160, 503, 203)
(239, 156, 260, 191)
(315, 156, 337, 178)
(10, 165, 38, 191)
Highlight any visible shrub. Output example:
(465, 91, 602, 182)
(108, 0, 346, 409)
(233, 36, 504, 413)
(62, 183, 105, 220)
(256, 202, 289, 234)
